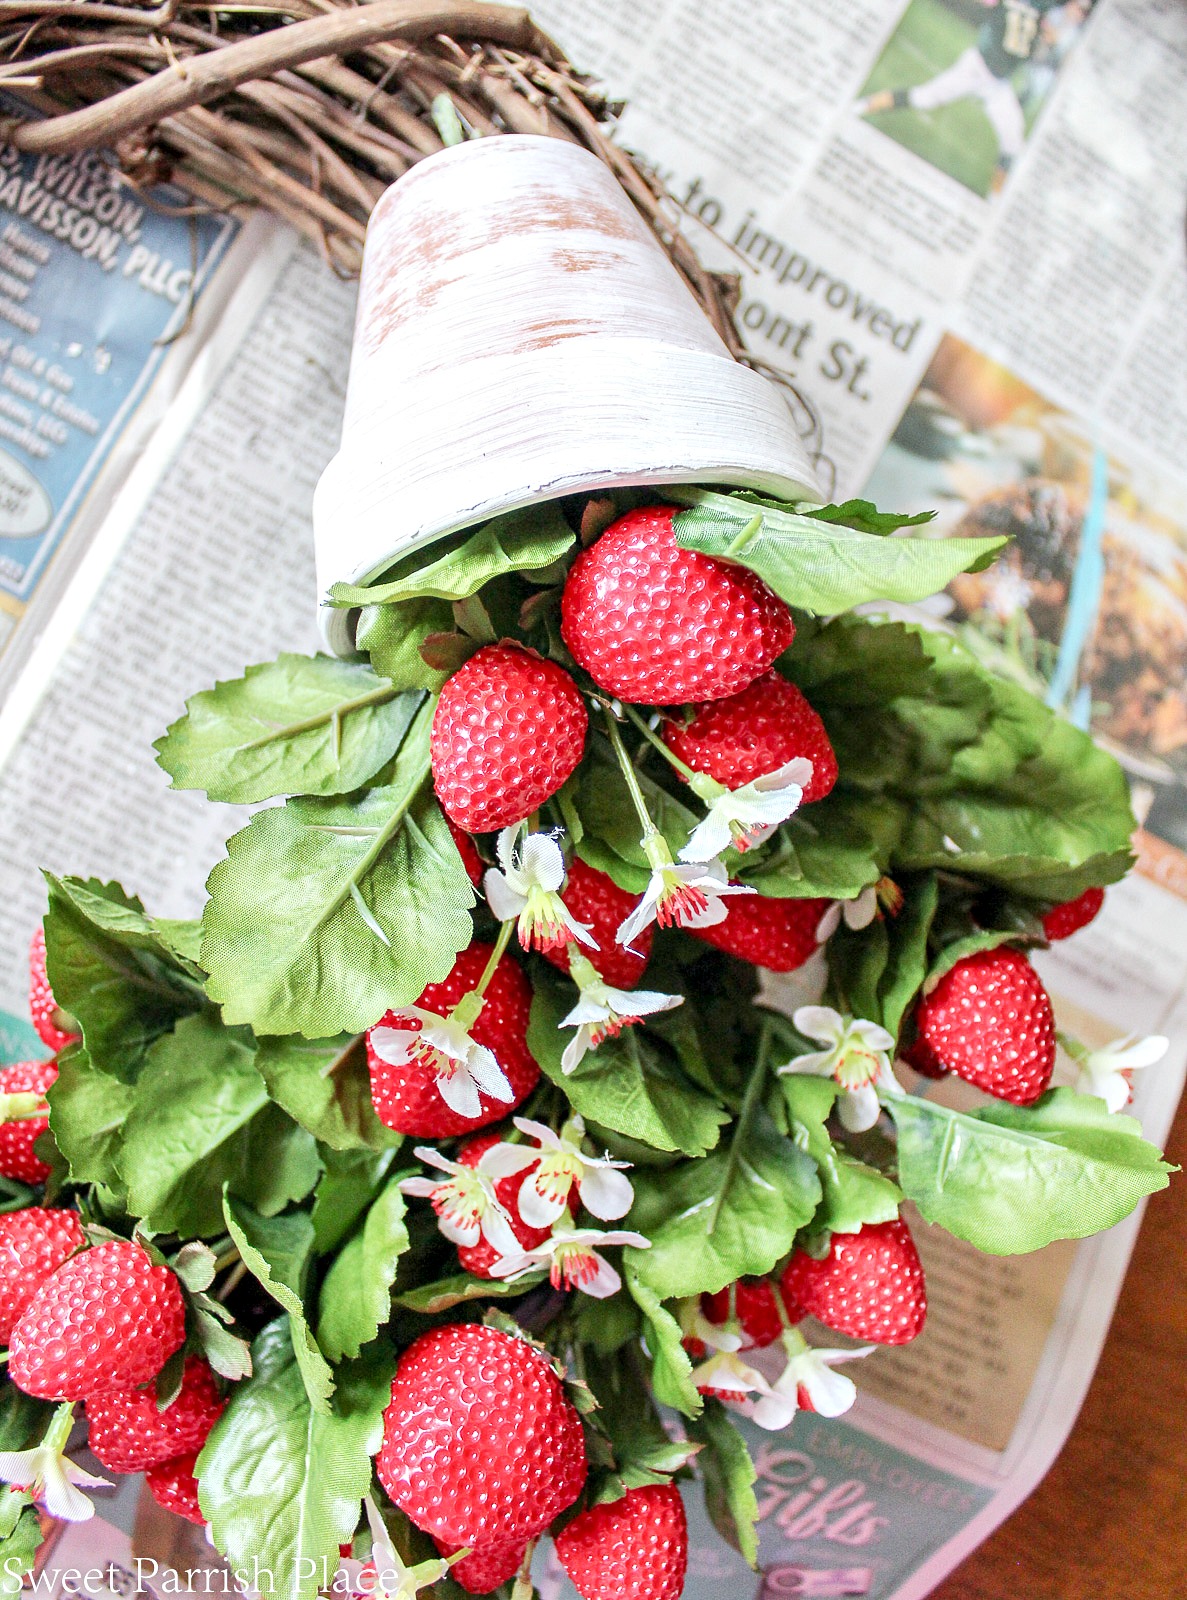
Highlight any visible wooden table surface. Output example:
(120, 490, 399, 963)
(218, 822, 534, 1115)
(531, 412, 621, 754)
(930, 1089, 1187, 1599)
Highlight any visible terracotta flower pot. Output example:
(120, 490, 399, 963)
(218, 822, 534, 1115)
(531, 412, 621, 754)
(314, 134, 820, 652)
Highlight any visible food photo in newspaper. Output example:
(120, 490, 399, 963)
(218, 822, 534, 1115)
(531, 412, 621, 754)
(0, 3, 1183, 1600)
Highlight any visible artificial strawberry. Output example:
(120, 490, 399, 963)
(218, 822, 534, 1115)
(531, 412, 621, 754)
(554, 1482, 688, 1600)
(430, 643, 587, 832)
(445, 818, 484, 888)
(0, 1207, 85, 1343)
(433, 1536, 526, 1595)
(28, 929, 78, 1053)
(702, 1276, 799, 1349)
(1042, 886, 1104, 941)
(781, 1219, 926, 1346)
(689, 893, 826, 972)
(366, 942, 539, 1138)
(0, 1059, 58, 1184)
(453, 1131, 550, 1280)
(146, 1453, 205, 1526)
(544, 858, 653, 989)
(560, 505, 794, 703)
(85, 1356, 224, 1472)
(377, 1324, 586, 1549)
(905, 946, 1055, 1104)
(9, 1239, 186, 1400)
(664, 671, 837, 802)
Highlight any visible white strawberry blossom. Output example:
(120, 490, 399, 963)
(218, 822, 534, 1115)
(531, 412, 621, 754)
(0, 1404, 111, 1521)
(676, 1297, 744, 1355)
(369, 1005, 513, 1120)
(815, 885, 879, 942)
(559, 949, 683, 1074)
(736, 1333, 873, 1430)
(491, 1224, 649, 1299)
(479, 1114, 634, 1227)
(360, 1494, 466, 1599)
(617, 840, 753, 950)
(484, 825, 596, 955)
(1063, 1031, 1169, 1114)
(779, 1005, 900, 1133)
(679, 759, 814, 862)
(690, 1348, 782, 1408)
(398, 1145, 521, 1254)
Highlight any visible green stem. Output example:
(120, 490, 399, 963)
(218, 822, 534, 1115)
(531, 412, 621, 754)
(601, 704, 660, 844)
(451, 919, 515, 1030)
(620, 703, 699, 781)
(726, 512, 764, 555)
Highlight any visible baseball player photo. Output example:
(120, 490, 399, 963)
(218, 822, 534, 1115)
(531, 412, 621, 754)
(856, 0, 1094, 197)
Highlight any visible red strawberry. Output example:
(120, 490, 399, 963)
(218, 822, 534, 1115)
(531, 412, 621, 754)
(453, 1132, 550, 1280)
(0, 1059, 57, 1184)
(1042, 886, 1104, 941)
(433, 1536, 526, 1595)
(146, 1453, 205, 1526)
(378, 1324, 586, 1548)
(445, 817, 484, 887)
(560, 505, 794, 704)
(9, 1239, 186, 1400)
(85, 1356, 224, 1473)
(701, 1276, 800, 1350)
(689, 893, 826, 972)
(906, 947, 1055, 1105)
(28, 929, 78, 1053)
(0, 1207, 85, 1343)
(780, 1219, 926, 1346)
(366, 943, 539, 1138)
(555, 1482, 688, 1600)
(431, 643, 588, 832)
(664, 671, 837, 803)
(544, 858, 653, 989)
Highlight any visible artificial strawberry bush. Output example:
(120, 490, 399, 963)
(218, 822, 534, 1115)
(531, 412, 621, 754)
(0, 488, 1173, 1599)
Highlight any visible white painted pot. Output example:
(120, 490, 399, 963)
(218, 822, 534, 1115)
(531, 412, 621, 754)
(314, 135, 821, 653)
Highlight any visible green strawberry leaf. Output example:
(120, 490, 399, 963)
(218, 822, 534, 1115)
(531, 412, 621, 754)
(46, 1042, 134, 1194)
(201, 698, 476, 1037)
(311, 1148, 401, 1254)
(0, 1388, 50, 1453)
(356, 599, 452, 693)
(800, 499, 935, 536)
(625, 1079, 820, 1298)
(255, 1034, 401, 1153)
(317, 1177, 410, 1361)
(154, 656, 419, 804)
(623, 1267, 702, 1418)
(223, 1195, 334, 1413)
(780, 1077, 902, 1233)
(688, 1399, 760, 1567)
(738, 795, 883, 901)
(0, 1495, 41, 1596)
(393, 1273, 541, 1314)
(199, 1320, 392, 1600)
(582, 1348, 698, 1502)
(527, 982, 728, 1158)
(889, 1088, 1174, 1253)
(327, 502, 574, 607)
(824, 872, 938, 1037)
(576, 743, 698, 881)
(42, 875, 206, 1082)
(668, 487, 1004, 614)
(118, 1012, 320, 1235)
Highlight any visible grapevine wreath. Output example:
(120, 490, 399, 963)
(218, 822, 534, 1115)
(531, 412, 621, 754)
(0, 14, 1178, 1600)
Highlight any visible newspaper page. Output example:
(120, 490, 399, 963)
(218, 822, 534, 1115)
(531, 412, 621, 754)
(519, 0, 1187, 1594)
(0, 2, 1183, 1597)
(0, 125, 253, 708)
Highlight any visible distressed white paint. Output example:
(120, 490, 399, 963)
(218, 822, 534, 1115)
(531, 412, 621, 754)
(313, 135, 821, 653)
